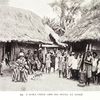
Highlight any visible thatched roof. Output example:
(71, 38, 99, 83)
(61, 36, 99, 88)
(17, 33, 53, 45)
(44, 25, 66, 47)
(0, 6, 53, 44)
(61, 3, 100, 42)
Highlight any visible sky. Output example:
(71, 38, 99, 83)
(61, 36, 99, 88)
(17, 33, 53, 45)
(0, 0, 56, 18)
(0, 0, 93, 18)
(9, 0, 57, 18)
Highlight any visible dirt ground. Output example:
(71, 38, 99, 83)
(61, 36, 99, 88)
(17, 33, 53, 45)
(0, 71, 100, 91)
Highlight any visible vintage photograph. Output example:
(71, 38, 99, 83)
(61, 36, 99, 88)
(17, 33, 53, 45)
(0, 0, 100, 91)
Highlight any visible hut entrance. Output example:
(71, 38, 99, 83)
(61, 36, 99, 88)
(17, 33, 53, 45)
(71, 42, 87, 53)
(5, 42, 11, 63)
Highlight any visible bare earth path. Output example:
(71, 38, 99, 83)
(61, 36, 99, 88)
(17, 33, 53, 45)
(0, 72, 100, 91)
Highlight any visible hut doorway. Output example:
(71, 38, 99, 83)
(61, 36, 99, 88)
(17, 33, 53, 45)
(71, 42, 87, 53)
(5, 42, 11, 64)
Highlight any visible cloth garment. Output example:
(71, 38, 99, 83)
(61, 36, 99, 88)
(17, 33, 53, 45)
(84, 56, 92, 78)
(92, 58, 98, 72)
(97, 61, 100, 74)
(71, 58, 78, 70)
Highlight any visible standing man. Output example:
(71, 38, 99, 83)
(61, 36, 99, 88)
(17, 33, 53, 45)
(58, 55, 62, 78)
(71, 54, 79, 80)
(61, 52, 66, 78)
(67, 53, 73, 79)
(92, 52, 98, 83)
(0, 62, 3, 75)
(50, 51, 56, 72)
(96, 58, 100, 85)
(45, 50, 51, 73)
(38, 48, 43, 71)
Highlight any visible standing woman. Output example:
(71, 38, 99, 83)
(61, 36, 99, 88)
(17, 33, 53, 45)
(25, 50, 32, 75)
(55, 53, 59, 71)
(84, 51, 92, 86)
(45, 50, 51, 73)
(77, 53, 84, 81)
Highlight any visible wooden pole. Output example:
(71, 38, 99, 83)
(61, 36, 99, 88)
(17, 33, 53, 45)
(86, 44, 88, 52)
(89, 43, 92, 52)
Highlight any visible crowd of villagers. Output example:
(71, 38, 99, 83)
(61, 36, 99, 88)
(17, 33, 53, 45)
(0, 47, 100, 87)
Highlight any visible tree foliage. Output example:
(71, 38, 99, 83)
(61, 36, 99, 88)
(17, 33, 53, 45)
(45, 0, 100, 36)
(48, 0, 84, 35)
(42, 17, 65, 36)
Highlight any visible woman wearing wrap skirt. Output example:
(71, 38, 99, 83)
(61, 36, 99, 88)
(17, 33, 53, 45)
(84, 51, 92, 86)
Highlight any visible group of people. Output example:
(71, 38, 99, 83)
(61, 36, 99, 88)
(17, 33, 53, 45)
(11, 48, 42, 82)
(11, 48, 68, 82)
(1, 47, 100, 87)
(11, 48, 59, 82)
(57, 50, 100, 86)
(45, 48, 100, 86)
(82, 51, 100, 86)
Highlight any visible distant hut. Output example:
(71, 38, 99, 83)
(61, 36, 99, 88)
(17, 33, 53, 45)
(0, 6, 60, 61)
(60, 3, 100, 54)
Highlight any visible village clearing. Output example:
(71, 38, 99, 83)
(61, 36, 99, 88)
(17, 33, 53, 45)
(0, 71, 100, 91)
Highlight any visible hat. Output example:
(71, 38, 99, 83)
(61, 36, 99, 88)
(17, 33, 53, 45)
(71, 52, 75, 55)
(19, 52, 25, 57)
(34, 49, 37, 51)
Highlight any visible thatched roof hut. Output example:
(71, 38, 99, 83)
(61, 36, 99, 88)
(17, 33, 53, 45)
(61, 3, 100, 43)
(0, 5, 54, 44)
(0, 6, 66, 61)
(44, 25, 66, 47)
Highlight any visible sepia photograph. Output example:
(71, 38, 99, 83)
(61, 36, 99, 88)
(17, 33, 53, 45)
(0, 0, 100, 93)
